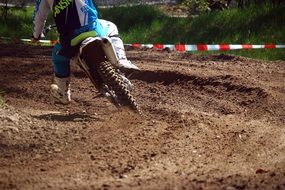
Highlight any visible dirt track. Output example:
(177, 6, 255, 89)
(0, 43, 285, 190)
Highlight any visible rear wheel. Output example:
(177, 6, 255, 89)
(98, 61, 141, 113)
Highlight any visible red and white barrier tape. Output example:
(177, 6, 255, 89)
(0, 37, 57, 46)
(125, 43, 285, 51)
(1, 37, 284, 51)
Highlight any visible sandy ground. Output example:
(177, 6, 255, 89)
(0, 43, 285, 190)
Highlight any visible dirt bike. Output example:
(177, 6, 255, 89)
(76, 36, 141, 113)
(43, 26, 141, 113)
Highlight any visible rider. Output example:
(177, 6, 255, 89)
(32, 0, 139, 104)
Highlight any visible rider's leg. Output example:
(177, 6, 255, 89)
(98, 19, 140, 71)
(51, 43, 71, 104)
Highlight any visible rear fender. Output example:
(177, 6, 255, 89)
(101, 37, 119, 65)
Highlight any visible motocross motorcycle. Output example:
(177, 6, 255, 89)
(43, 26, 141, 113)
(77, 36, 140, 113)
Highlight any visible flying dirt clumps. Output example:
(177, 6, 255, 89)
(0, 105, 28, 130)
(0, 105, 36, 145)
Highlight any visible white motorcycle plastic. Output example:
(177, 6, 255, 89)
(75, 36, 140, 113)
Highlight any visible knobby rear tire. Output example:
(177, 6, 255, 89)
(98, 61, 141, 113)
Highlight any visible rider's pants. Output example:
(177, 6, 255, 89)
(52, 43, 71, 78)
(52, 19, 125, 78)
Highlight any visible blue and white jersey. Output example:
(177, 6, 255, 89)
(33, 0, 106, 46)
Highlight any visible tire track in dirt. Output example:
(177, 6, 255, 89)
(132, 68, 268, 120)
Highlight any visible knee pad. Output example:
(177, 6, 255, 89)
(52, 43, 70, 78)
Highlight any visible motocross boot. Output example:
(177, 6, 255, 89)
(50, 76, 71, 104)
(118, 59, 140, 77)
(110, 35, 140, 73)
(118, 59, 139, 71)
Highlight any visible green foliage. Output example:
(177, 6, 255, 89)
(102, 4, 285, 60)
(180, 0, 284, 13)
(182, 0, 210, 14)
(99, 5, 166, 32)
(0, 7, 34, 38)
(185, 4, 285, 44)
(0, 4, 284, 60)
(0, 6, 55, 39)
(181, 0, 229, 15)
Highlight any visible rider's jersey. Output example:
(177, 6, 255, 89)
(33, 0, 107, 47)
